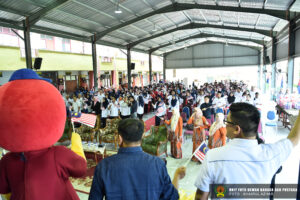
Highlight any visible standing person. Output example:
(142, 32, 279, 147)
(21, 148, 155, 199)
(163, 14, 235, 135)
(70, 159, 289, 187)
(119, 96, 131, 119)
(187, 108, 210, 162)
(227, 92, 236, 105)
(72, 96, 81, 113)
(196, 90, 205, 108)
(208, 113, 226, 149)
(89, 119, 186, 200)
(164, 109, 183, 159)
(101, 98, 109, 128)
(212, 91, 226, 113)
(137, 96, 144, 120)
(200, 96, 213, 125)
(129, 96, 137, 119)
(91, 96, 101, 129)
(169, 95, 180, 112)
(194, 103, 300, 200)
(143, 91, 150, 114)
(152, 96, 166, 126)
(108, 96, 119, 119)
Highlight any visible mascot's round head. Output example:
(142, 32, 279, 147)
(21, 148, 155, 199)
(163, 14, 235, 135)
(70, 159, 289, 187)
(0, 69, 66, 152)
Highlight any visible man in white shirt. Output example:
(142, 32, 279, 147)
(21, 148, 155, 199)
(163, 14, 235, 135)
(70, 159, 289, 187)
(212, 92, 226, 112)
(108, 96, 119, 119)
(72, 96, 81, 113)
(119, 96, 131, 119)
(194, 103, 300, 200)
(234, 88, 243, 102)
(97, 89, 105, 103)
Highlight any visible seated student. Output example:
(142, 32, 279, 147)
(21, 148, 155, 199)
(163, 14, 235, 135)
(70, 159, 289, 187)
(89, 119, 186, 200)
(200, 96, 213, 125)
(194, 103, 300, 200)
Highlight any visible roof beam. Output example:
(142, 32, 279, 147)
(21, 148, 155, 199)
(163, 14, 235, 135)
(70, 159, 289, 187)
(0, 17, 158, 56)
(95, 2, 286, 40)
(128, 22, 272, 48)
(149, 33, 264, 53)
(164, 40, 260, 55)
(0, 6, 28, 16)
(28, 0, 70, 26)
(72, 0, 150, 36)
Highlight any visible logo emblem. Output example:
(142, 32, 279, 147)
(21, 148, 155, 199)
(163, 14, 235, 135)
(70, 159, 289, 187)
(214, 185, 227, 198)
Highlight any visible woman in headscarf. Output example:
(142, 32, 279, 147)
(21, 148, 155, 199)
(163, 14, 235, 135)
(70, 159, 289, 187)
(164, 109, 183, 159)
(208, 113, 227, 149)
(227, 91, 236, 105)
(169, 95, 180, 112)
(137, 95, 144, 120)
(187, 107, 210, 161)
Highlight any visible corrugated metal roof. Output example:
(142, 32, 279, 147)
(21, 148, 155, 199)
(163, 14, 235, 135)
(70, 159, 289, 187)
(0, 0, 298, 55)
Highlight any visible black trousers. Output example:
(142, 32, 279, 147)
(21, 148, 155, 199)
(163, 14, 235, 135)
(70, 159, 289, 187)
(121, 115, 130, 119)
(137, 114, 143, 120)
(101, 117, 107, 128)
(155, 116, 162, 126)
(144, 104, 148, 113)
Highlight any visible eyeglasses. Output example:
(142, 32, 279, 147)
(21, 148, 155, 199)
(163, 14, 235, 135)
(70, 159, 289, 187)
(224, 120, 237, 126)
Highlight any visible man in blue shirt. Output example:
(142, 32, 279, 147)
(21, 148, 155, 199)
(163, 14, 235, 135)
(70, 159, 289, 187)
(89, 118, 185, 200)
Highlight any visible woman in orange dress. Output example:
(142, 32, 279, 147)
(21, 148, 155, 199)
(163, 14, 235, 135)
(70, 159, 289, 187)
(208, 113, 227, 149)
(187, 107, 209, 161)
(164, 109, 183, 158)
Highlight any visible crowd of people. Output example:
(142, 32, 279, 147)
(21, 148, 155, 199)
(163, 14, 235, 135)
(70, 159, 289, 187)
(62, 81, 268, 159)
(63, 80, 264, 126)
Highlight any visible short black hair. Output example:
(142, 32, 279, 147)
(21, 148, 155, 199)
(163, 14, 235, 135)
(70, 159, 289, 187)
(118, 118, 144, 143)
(229, 103, 260, 137)
(204, 95, 210, 99)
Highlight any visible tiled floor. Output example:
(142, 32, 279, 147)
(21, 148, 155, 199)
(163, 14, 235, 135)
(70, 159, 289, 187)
(77, 117, 300, 199)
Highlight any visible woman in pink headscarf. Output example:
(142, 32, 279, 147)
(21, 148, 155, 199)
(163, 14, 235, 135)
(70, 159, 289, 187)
(187, 107, 210, 161)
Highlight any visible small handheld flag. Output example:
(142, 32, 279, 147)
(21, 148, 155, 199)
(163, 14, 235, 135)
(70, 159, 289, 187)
(193, 142, 209, 163)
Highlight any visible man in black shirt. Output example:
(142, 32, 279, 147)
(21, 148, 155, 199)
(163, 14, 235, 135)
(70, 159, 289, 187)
(200, 96, 213, 124)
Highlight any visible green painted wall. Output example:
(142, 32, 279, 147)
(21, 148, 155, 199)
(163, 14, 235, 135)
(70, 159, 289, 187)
(0, 46, 26, 70)
(0, 46, 92, 71)
(0, 46, 161, 72)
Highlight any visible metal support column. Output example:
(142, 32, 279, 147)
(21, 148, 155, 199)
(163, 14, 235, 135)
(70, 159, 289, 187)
(257, 52, 261, 90)
(149, 52, 152, 85)
(163, 54, 166, 82)
(262, 46, 267, 94)
(23, 18, 32, 69)
(91, 34, 98, 90)
(127, 47, 132, 89)
(288, 20, 296, 92)
(271, 36, 277, 94)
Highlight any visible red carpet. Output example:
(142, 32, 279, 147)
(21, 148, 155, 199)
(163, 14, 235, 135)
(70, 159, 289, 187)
(145, 116, 155, 132)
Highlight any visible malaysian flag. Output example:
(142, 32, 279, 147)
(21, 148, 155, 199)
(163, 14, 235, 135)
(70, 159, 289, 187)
(71, 113, 97, 128)
(193, 142, 209, 162)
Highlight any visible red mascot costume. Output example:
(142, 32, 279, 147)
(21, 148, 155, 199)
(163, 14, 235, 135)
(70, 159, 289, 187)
(0, 69, 87, 200)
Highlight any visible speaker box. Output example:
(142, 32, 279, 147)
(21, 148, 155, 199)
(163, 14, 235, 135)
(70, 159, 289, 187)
(33, 57, 43, 70)
(130, 63, 135, 70)
(265, 56, 270, 65)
